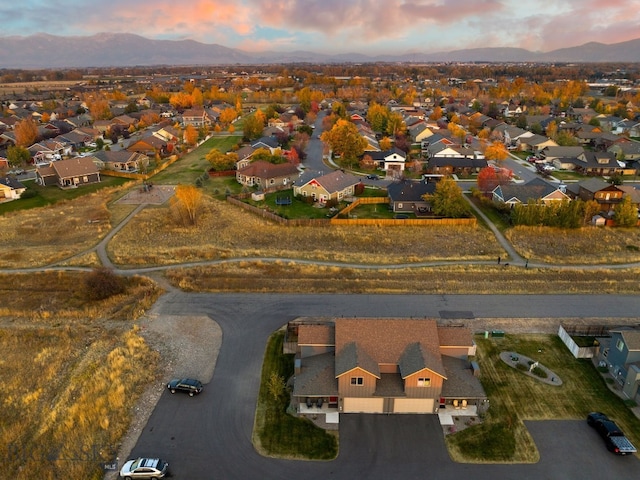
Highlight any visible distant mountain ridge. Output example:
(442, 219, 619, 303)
(1, 33, 639, 68)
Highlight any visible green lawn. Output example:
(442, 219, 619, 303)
(253, 331, 338, 460)
(151, 135, 241, 185)
(244, 189, 346, 219)
(0, 176, 131, 214)
(446, 334, 640, 463)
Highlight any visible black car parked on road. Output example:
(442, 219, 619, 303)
(167, 378, 203, 396)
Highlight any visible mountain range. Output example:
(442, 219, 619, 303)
(1, 33, 640, 68)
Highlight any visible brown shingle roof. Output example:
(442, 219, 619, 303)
(51, 157, 99, 178)
(438, 327, 474, 347)
(335, 318, 442, 365)
(298, 324, 335, 346)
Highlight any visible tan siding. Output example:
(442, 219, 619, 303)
(404, 373, 443, 399)
(440, 346, 473, 359)
(338, 368, 377, 397)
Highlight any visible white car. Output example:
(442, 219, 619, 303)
(120, 457, 168, 479)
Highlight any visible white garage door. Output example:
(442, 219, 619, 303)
(343, 397, 384, 413)
(393, 398, 434, 414)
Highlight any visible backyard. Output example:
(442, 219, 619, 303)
(446, 334, 640, 463)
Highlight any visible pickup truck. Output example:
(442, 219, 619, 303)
(587, 412, 637, 455)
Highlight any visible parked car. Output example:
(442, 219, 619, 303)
(120, 457, 168, 479)
(587, 412, 637, 455)
(167, 378, 203, 396)
(366, 174, 379, 180)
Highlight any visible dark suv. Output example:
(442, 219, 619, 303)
(167, 378, 203, 396)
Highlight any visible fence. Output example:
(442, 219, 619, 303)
(100, 155, 180, 180)
(558, 324, 602, 359)
(226, 195, 477, 227)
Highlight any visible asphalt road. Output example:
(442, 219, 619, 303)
(129, 293, 640, 479)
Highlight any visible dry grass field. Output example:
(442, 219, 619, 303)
(109, 197, 504, 266)
(507, 226, 640, 264)
(166, 263, 640, 294)
(0, 186, 136, 269)
(0, 271, 163, 479)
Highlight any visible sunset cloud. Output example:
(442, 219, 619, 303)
(2, 0, 639, 55)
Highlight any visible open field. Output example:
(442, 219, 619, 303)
(0, 80, 80, 95)
(446, 334, 640, 462)
(0, 271, 163, 480)
(165, 263, 640, 294)
(109, 197, 504, 266)
(507, 226, 640, 265)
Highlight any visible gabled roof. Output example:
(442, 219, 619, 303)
(578, 151, 621, 168)
(576, 177, 611, 193)
(335, 318, 443, 368)
(493, 178, 567, 204)
(399, 342, 447, 379)
(94, 150, 144, 164)
(387, 179, 435, 202)
(297, 169, 360, 193)
(335, 342, 380, 378)
(540, 146, 584, 158)
(0, 176, 25, 190)
(251, 136, 279, 149)
(237, 160, 298, 178)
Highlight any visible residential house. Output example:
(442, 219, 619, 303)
(251, 136, 280, 153)
(0, 176, 26, 200)
(111, 114, 138, 130)
(408, 122, 434, 144)
(566, 178, 624, 212)
(517, 134, 558, 154)
(28, 140, 68, 164)
(572, 151, 627, 176)
(492, 178, 570, 206)
(35, 157, 100, 188)
(360, 148, 407, 177)
(426, 156, 487, 176)
(294, 170, 361, 205)
(235, 145, 258, 169)
(598, 327, 640, 403)
(235, 160, 299, 189)
(126, 134, 168, 156)
(387, 179, 436, 214)
(182, 108, 212, 127)
(539, 146, 585, 162)
(288, 317, 487, 417)
(608, 139, 640, 162)
(93, 150, 149, 172)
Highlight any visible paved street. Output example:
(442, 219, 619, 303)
(129, 293, 640, 479)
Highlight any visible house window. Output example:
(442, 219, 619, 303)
(616, 339, 625, 352)
(350, 377, 364, 386)
(417, 378, 431, 387)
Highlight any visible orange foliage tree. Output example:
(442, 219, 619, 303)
(15, 117, 39, 147)
(170, 185, 203, 227)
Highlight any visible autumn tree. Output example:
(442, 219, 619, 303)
(320, 119, 368, 167)
(614, 196, 638, 227)
(7, 145, 31, 166)
(242, 113, 265, 141)
(484, 141, 509, 164)
(366, 102, 388, 133)
(379, 136, 393, 151)
(386, 111, 406, 137)
(15, 117, 38, 147)
(206, 149, 237, 171)
(424, 177, 471, 218)
(477, 166, 513, 193)
(171, 184, 204, 227)
(184, 124, 198, 146)
(219, 107, 239, 126)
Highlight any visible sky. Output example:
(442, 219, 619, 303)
(3, 0, 640, 55)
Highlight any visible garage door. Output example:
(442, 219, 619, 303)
(393, 398, 434, 414)
(343, 397, 384, 413)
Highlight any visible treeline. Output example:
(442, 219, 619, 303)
(510, 200, 601, 228)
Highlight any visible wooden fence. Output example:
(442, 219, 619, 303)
(226, 195, 477, 227)
(100, 155, 180, 180)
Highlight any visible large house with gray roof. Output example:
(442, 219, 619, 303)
(286, 317, 486, 419)
(293, 170, 361, 205)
